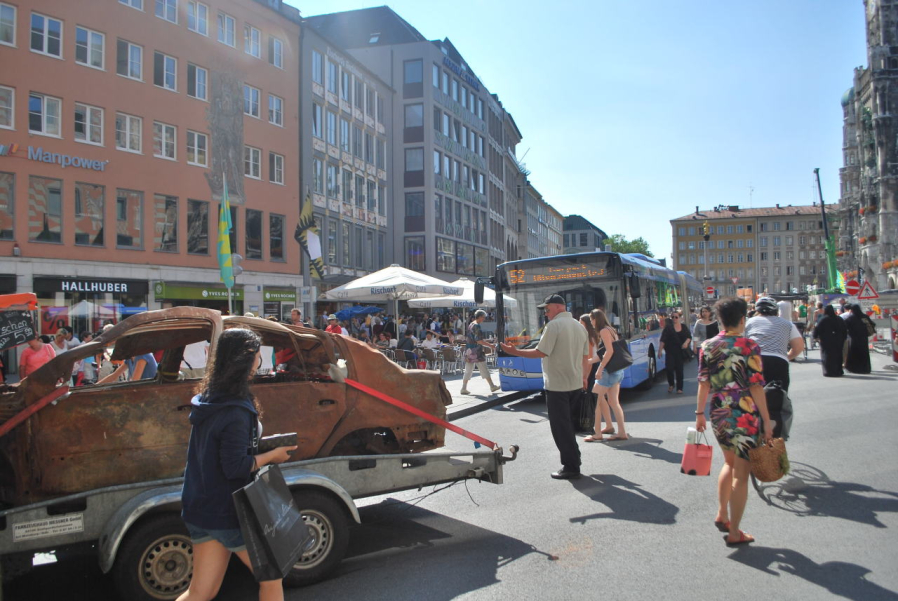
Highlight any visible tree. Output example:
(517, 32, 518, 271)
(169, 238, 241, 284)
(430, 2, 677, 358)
(606, 234, 654, 257)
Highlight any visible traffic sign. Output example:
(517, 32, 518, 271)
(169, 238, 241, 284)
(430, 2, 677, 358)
(857, 280, 879, 300)
(845, 280, 860, 296)
(731, 277, 738, 285)
(705, 286, 715, 296)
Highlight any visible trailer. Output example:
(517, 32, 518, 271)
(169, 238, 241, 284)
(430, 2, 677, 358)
(0, 445, 518, 600)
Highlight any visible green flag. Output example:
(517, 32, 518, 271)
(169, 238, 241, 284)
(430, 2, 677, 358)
(218, 175, 234, 288)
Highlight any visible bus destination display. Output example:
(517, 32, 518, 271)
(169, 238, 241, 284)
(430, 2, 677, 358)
(507, 264, 607, 285)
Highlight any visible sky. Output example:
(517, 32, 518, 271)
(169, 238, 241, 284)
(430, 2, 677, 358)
(287, 0, 868, 264)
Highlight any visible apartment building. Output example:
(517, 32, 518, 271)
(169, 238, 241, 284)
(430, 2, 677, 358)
(0, 0, 303, 334)
(306, 7, 514, 279)
(671, 204, 835, 298)
(563, 214, 607, 254)
(301, 25, 392, 301)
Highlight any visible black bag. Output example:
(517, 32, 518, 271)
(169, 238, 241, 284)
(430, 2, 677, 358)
(600, 339, 634, 373)
(576, 389, 596, 433)
(233, 464, 313, 581)
(863, 316, 876, 337)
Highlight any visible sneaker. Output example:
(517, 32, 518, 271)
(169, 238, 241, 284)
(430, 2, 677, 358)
(489, 384, 500, 393)
(460, 389, 470, 395)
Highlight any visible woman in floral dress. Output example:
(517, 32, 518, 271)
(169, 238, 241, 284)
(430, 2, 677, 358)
(695, 297, 773, 546)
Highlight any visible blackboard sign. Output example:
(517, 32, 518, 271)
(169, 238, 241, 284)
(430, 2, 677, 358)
(0, 311, 37, 351)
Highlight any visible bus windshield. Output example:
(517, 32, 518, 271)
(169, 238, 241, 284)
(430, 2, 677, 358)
(502, 280, 624, 349)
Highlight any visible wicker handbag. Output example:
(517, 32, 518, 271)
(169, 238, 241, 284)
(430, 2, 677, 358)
(748, 438, 790, 482)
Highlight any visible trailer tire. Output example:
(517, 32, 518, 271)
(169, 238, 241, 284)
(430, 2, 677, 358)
(283, 490, 350, 588)
(112, 512, 193, 601)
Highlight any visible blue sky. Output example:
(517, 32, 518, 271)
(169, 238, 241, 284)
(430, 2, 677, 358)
(288, 0, 868, 263)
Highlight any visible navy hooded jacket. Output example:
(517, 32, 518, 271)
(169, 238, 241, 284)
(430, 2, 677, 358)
(181, 392, 258, 530)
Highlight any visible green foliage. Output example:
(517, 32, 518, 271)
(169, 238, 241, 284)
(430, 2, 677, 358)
(607, 234, 654, 257)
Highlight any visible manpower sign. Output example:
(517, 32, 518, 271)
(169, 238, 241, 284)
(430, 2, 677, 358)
(0, 143, 108, 171)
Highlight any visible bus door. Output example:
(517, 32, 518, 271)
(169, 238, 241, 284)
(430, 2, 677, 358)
(625, 275, 650, 383)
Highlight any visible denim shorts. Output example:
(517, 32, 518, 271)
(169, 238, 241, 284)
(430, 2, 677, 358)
(596, 368, 625, 387)
(184, 521, 246, 553)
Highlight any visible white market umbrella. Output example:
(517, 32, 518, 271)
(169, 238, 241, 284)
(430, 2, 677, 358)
(325, 264, 462, 304)
(69, 299, 116, 318)
(407, 278, 517, 309)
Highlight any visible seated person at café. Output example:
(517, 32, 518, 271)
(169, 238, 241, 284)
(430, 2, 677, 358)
(375, 332, 391, 348)
(421, 331, 441, 349)
(396, 330, 418, 364)
(98, 351, 158, 383)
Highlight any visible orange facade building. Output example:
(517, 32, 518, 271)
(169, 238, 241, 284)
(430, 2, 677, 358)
(0, 0, 302, 351)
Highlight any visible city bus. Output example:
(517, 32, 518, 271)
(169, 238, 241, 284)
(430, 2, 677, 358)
(484, 252, 704, 391)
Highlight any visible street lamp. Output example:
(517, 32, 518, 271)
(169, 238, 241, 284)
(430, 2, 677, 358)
(702, 221, 711, 296)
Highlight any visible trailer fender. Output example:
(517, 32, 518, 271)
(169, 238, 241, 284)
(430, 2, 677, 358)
(282, 468, 361, 524)
(97, 484, 182, 574)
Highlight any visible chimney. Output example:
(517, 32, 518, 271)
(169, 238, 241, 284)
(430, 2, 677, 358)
(695, 206, 699, 214)
(776, 203, 780, 209)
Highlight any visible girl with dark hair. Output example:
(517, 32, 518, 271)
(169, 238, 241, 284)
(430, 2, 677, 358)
(844, 304, 873, 374)
(659, 312, 692, 394)
(692, 306, 719, 354)
(812, 305, 847, 377)
(179, 328, 297, 601)
(589, 308, 628, 441)
(695, 297, 772, 547)
(580, 314, 614, 440)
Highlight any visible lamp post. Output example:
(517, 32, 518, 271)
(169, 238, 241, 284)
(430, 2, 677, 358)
(702, 221, 712, 297)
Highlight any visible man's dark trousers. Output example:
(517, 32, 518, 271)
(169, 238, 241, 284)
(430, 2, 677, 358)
(546, 389, 581, 473)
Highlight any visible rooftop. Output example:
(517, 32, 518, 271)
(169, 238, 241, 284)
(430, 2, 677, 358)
(305, 6, 428, 48)
(671, 204, 833, 222)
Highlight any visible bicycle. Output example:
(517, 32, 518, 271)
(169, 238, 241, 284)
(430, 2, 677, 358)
(792, 321, 809, 360)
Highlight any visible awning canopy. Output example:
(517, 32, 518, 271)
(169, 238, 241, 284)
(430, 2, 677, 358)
(324, 264, 462, 302)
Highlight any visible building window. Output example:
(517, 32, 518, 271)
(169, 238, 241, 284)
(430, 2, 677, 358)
(326, 110, 336, 145)
(0, 3, 16, 47)
(326, 220, 337, 264)
(0, 86, 10, 130)
(366, 87, 374, 118)
(404, 103, 423, 127)
(759, 236, 767, 247)
(760, 252, 768, 261)
(404, 59, 422, 84)
(311, 50, 322, 84)
(246, 208, 262, 259)
(340, 71, 351, 102)
(186, 130, 207, 166)
(115, 189, 142, 249)
(75, 26, 104, 70)
(217, 12, 235, 46)
(187, 63, 207, 100)
(354, 175, 364, 207)
(0, 172, 13, 240)
(405, 148, 423, 172)
(326, 164, 336, 198)
(269, 213, 284, 260)
(187, 1, 207, 35)
(73, 182, 105, 247)
(773, 236, 781, 246)
(340, 169, 351, 203)
(115, 112, 141, 153)
(785, 236, 793, 246)
(746, 238, 753, 248)
(311, 158, 322, 194)
(269, 152, 284, 185)
(376, 94, 384, 124)
(154, 194, 178, 252)
(120, 0, 143, 8)
(74, 103, 103, 145)
(116, 39, 142, 80)
(244, 146, 261, 179)
(364, 132, 373, 163)
(367, 180, 376, 212)
(185, 199, 208, 254)
(244, 24, 261, 57)
(326, 60, 337, 95)
(354, 78, 363, 109)
(339, 118, 349, 153)
(311, 102, 322, 138)
(269, 94, 283, 126)
(28, 93, 60, 137)
(29, 175, 62, 243)
(153, 121, 176, 159)
(30, 13, 62, 57)
(352, 125, 362, 157)
(155, 0, 177, 23)
(405, 236, 425, 271)
(342, 222, 350, 266)
(269, 37, 283, 68)
(244, 85, 260, 118)
(153, 51, 177, 91)
(378, 185, 386, 216)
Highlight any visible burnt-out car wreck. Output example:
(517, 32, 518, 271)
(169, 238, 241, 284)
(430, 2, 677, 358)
(0, 307, 452, 507)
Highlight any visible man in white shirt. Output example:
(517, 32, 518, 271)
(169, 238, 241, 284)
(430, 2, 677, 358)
(421, 332, 440, 349)
(501, 294, 589, 480)
(777, 299, 795, 321)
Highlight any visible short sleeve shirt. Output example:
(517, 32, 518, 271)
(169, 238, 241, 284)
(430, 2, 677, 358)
(536, 312, 589, 392)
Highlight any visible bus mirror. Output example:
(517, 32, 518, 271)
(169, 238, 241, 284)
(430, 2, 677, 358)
(497, 270, 509, 291)
(474, 280, 485, 304)
(629, 274, 642, 298)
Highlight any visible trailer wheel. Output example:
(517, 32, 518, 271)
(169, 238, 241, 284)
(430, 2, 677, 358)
(113, 513, 193, 601)
(283, 490, 350, 588)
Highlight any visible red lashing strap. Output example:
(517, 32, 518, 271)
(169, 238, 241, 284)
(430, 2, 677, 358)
(0, 385, 70, 439)
(344, 378, 497, 450)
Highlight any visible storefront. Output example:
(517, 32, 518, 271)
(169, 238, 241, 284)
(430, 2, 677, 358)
(154, 281, 244, 315)
(33, 276, 149, 336)
(262, 288, 296, 321)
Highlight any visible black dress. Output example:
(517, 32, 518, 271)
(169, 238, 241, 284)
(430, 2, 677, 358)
(661, 325, 691, 391)
(813, 315, 847, 377)
(844, 314, 872, 374)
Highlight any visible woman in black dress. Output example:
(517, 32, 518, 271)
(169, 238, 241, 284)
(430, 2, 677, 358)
(812, 305, 847, 377)
(659, 312, 692, 394)
(844, 304, 872, 374)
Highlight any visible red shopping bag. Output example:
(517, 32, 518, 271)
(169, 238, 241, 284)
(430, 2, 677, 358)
(680, 430, 713, 476)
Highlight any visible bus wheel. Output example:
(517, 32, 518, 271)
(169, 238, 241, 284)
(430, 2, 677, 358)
(638, 354, 656, 390)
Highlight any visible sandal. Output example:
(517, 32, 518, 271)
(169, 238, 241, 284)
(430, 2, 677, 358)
(724, 531, 755, 546)
(583, 435, 604, 443)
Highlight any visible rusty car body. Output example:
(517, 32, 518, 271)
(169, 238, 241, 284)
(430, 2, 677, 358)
(0, 307, 452, 507)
